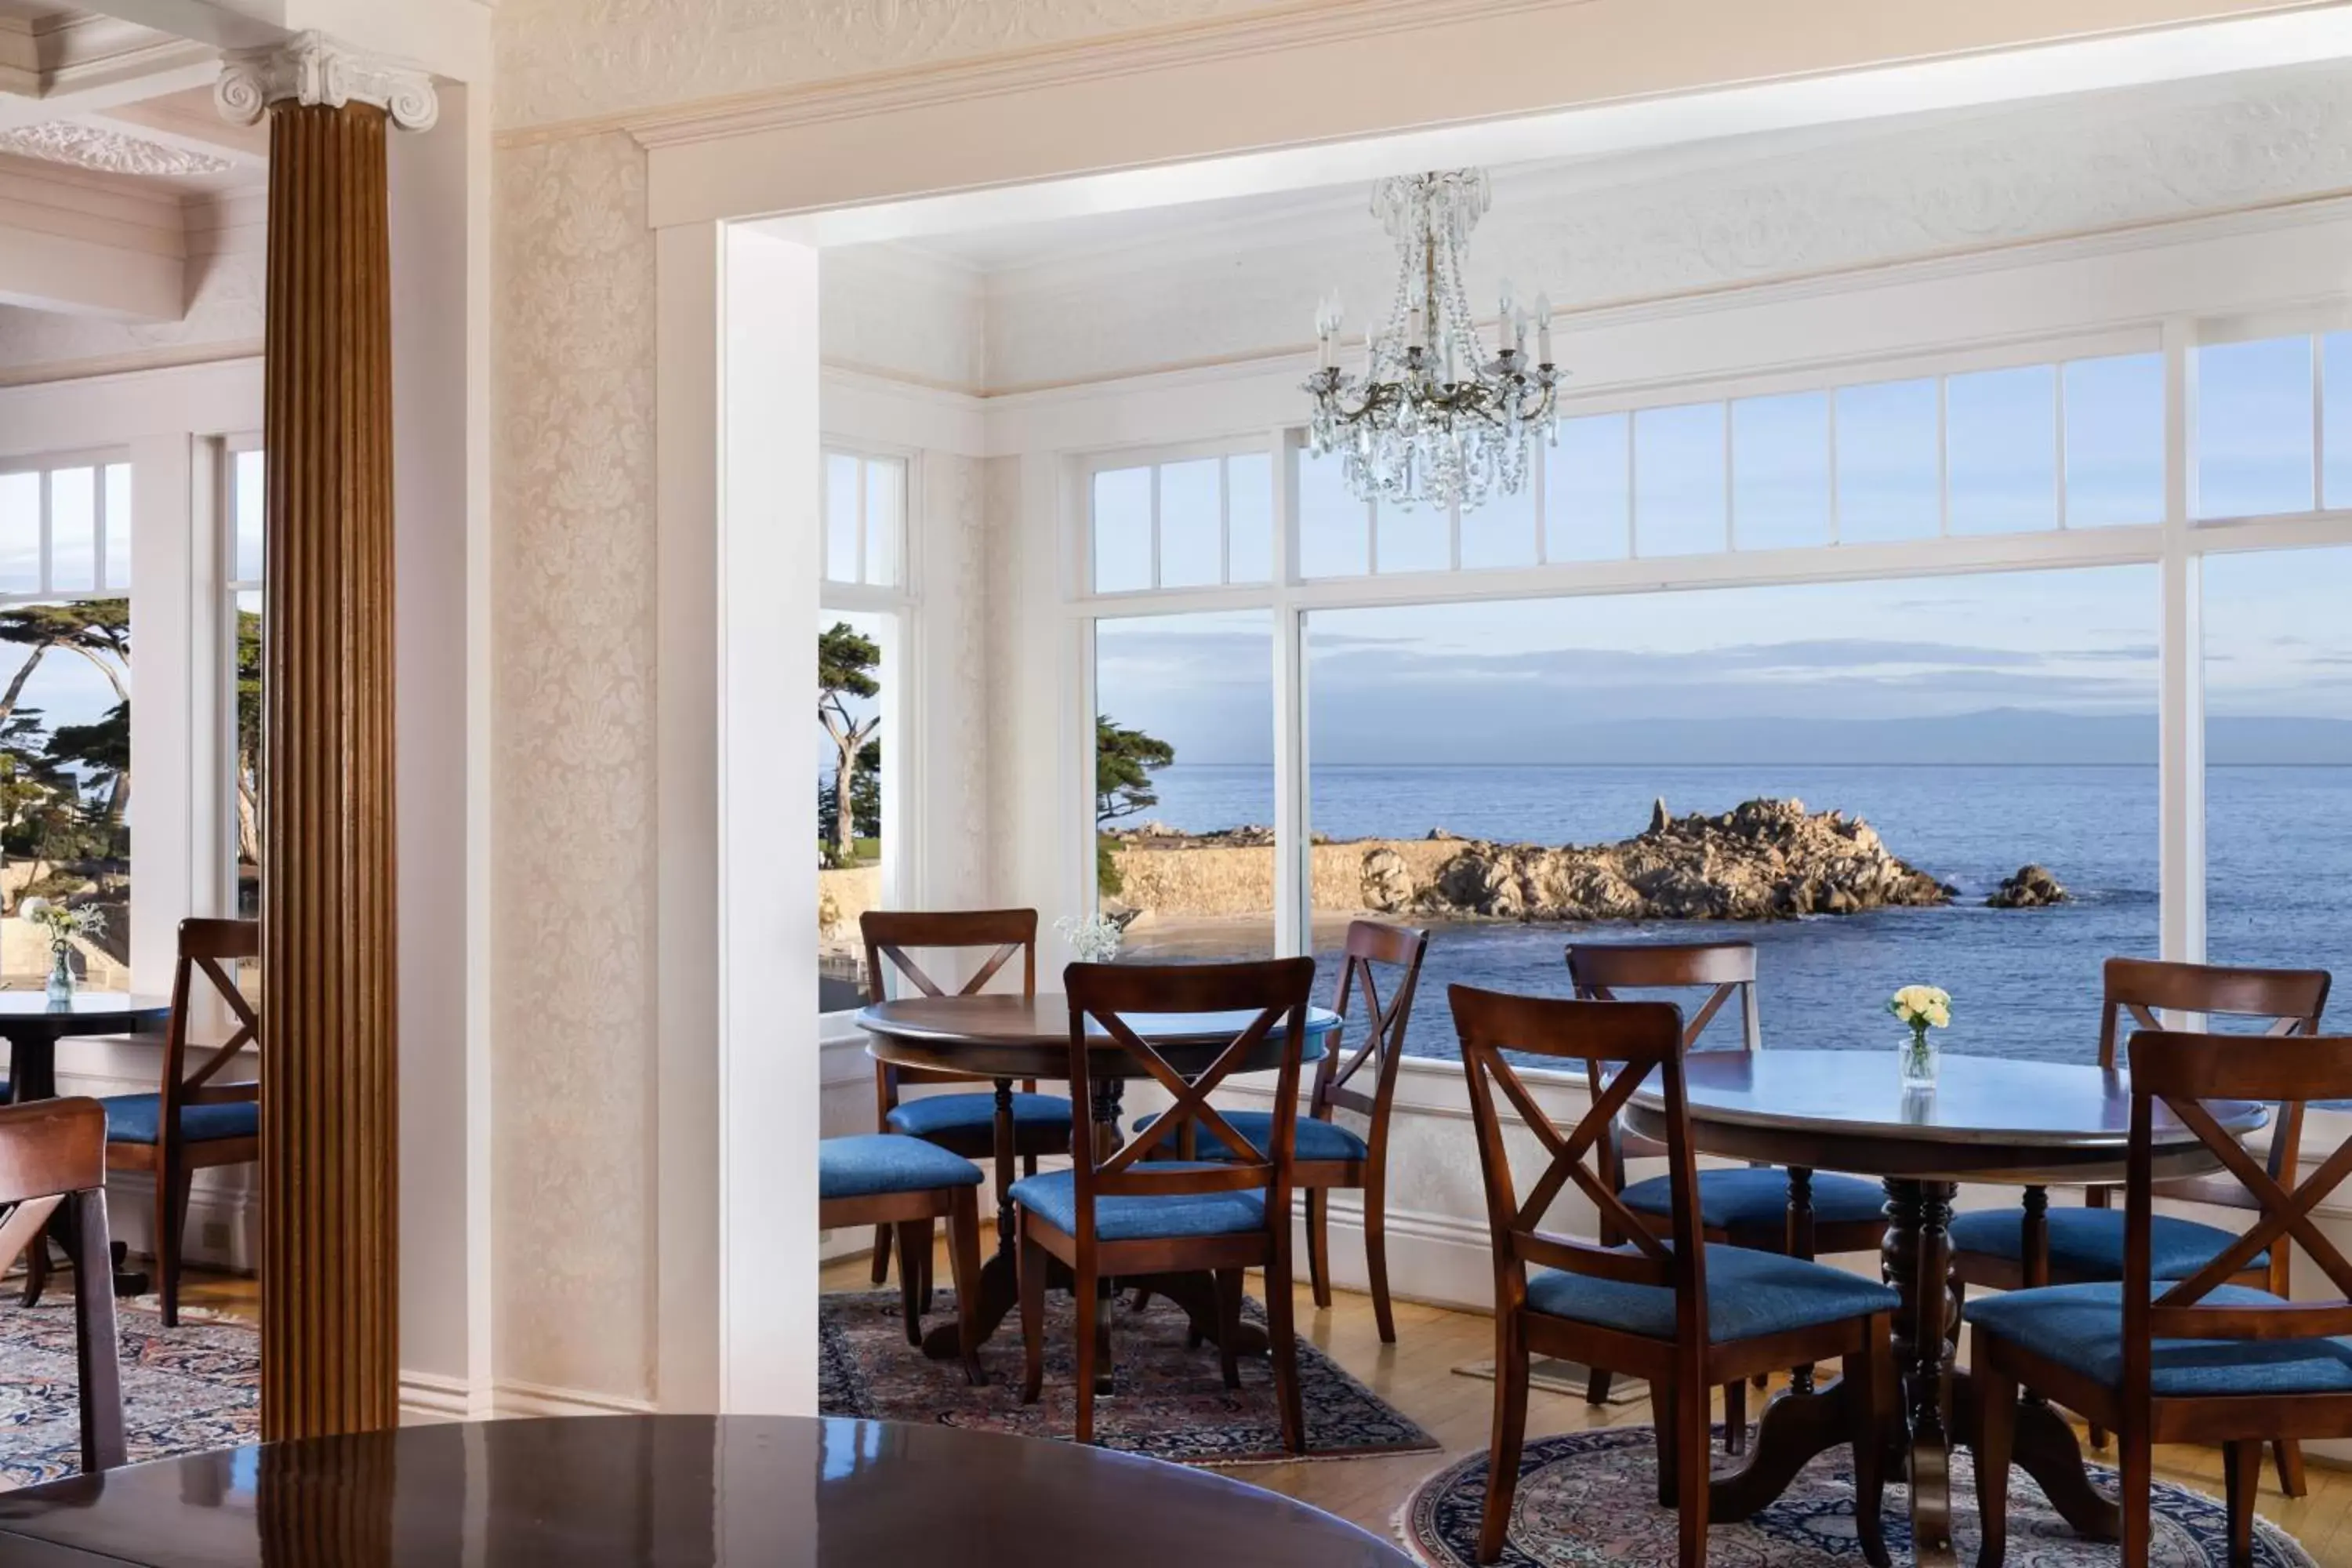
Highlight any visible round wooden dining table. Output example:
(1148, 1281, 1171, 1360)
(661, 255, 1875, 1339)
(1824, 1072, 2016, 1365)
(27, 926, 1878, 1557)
(2, 990, 173, 1304)
(1622, 1048, 2268, 1568)
(0, 1415, 1414, 1566)
(858, 994, 1340, 1364)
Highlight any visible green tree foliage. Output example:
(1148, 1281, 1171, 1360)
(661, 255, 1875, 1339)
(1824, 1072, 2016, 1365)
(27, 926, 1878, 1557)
(1095, 714, 1174, 823)
(1094, 714, 1174, 897)
(234, 608, 262, 871)
(0, 601, 132, 908)
(817, 622, 882, 861)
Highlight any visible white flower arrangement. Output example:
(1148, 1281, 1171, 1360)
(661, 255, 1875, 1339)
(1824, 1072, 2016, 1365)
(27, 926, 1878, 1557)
(1889, 984, 1951, 1085)
(1889, 984, 1952, 1033)
(1055, 913, 1123, 964)
(17, 896, 103, 956)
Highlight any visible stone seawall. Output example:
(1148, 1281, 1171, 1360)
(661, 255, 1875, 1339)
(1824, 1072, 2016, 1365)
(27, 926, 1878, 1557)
(1109, 840, 1460, 918)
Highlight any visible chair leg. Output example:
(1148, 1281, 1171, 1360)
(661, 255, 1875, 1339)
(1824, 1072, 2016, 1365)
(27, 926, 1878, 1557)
(918, 1239, 935, 1316)
(1676, 1364, 1711, 1567)
(2089, 1422, 2110, 1451)
(1266, 1243, 1306, 1456)
(2225, 1440, 2259, 1568)
(2119, 1424, 2154, 1568)
(1213, 1268, 1243, 1391)
(1073, 1258, 1101, 1446)
(1654, 1377, 1679, 1509)
(1364, 1170, 1396, 1345)
(893, 1220, 928, 1346)
(2274, 1437, 2307, 1500)
(944, 1188, 985, 1387)
(1971, 1331, 2015, 1568)
(869, 1224, 892, 1287)
(1585, 1367, 1613, 1406)
(1018, 1229, 1047, 1406)
(1847, 1316, 1890, 1568)
(1477, 1311, 1529, 1565)
(1723, 1378, 1746, 1455)
(1305, 1188, 1332, 1310)
(158, 1161, 191, 1330)
(70, 1191, 125, 1473)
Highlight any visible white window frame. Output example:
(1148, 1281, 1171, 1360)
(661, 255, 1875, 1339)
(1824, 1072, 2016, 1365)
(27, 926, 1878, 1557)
(1064, 315, 2352, 1129)
(819, 441, 921, 1016)
(0, 446, 136, 601)
(1083, 437, 1280, 595)
(820, 447, 913, 598)
(219, 434, 263, 919)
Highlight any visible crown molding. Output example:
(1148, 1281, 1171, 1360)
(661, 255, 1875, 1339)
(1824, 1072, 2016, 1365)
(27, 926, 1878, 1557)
(216, 30, 439, 132)
(492, 0, 1562, 150)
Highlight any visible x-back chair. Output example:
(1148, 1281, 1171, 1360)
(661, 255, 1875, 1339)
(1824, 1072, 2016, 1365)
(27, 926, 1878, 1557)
(1570, 939, 1888, 1448)
(1951, 956, 2329, 1494)
(1971, 1028, 2352, 1568)
(860, 909, 1069, 1299)
(1452, 985, 1896, 1566)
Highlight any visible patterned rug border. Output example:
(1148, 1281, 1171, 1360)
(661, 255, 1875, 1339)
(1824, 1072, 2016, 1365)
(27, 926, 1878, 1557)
(1392, 1425, 2318, 1568)
(820, 1287, 1439, 1468)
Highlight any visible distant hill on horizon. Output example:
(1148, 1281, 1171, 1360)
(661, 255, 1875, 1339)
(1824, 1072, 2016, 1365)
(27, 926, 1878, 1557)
(1294, 710, 2352, 768)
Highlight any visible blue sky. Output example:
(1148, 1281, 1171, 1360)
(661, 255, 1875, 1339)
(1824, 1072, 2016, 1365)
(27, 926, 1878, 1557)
(1094, 551, 2352, 767)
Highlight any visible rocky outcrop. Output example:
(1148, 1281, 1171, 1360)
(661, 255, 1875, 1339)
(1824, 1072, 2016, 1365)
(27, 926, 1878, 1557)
(1987, 864, 2069, 909)
(1357, 797, 1956, 923)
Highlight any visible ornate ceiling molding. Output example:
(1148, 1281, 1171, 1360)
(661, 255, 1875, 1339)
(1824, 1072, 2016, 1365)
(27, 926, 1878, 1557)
(0, 120, 233, 178)
(216, 30, 439, 133)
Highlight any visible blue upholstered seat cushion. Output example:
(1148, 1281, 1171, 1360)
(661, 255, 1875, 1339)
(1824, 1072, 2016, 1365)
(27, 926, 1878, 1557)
(1965, 1281, 2352, 1396)
(1009, 1167, 1266, 1242)
(1949, 1206, 2266, 1279)
(818, 1134, 984, 1202)
(885, 1091, 1072, 1139)
(1620, 1166, 1886, 1231)
(1131, 1109, 1370, 1163)
(99, 1094, 257, 1145)
(1526, 1245, 1898, 1344)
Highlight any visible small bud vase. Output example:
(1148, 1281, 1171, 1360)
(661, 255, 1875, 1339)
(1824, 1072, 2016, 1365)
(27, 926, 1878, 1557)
(45, 946, 74, 1005)
(1898, 1028, 1938, 1090)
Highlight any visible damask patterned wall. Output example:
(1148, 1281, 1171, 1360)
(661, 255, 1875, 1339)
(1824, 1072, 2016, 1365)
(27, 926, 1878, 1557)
(492, 128, 661, 1402)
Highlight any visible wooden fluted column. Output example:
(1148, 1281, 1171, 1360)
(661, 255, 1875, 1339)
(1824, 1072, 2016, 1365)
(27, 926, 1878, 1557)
(221, 33, 434, 1441)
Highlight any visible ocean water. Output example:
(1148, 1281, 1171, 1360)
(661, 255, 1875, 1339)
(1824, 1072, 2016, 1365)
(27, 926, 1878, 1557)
(1117, 763, 2351, 1062)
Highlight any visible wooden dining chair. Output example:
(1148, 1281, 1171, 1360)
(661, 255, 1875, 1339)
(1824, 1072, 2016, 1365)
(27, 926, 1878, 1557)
(1569, 939, 1888, 1446)
(0, 1098, 125, 1473)
(859, 909, 1070, 1299)
(1134, 918, 1428, 1341)
(1450, 985, 1893, 1567)
(818, 1133, 986, 1384)
(1014, 957, 1316, 1450)
(1949, 956, 2329, 1492)
(96, 916, 260, 1327)
(1970, 1027, 2352, 1568)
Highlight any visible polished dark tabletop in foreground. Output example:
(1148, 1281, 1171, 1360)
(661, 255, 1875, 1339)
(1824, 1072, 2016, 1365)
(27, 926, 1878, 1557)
(0, 1415, 1412, 1566)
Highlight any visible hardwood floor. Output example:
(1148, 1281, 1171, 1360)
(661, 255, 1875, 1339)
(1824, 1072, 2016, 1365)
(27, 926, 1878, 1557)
(822, 1249, 2352, 1560)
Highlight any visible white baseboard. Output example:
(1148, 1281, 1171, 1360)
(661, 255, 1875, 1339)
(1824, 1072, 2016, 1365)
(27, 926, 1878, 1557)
(492, 1378, 659, 1418)
(102, 1171, 260, 1274)
(398, 1370, 480, 1424)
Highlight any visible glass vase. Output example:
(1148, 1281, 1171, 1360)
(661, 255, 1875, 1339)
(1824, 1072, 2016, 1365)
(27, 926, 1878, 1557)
(45, 946, 74, 1005)
(1898, 1029, 1937, 1090)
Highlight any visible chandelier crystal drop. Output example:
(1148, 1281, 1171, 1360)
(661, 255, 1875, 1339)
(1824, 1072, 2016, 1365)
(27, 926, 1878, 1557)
(1304, 169, 1562, 514)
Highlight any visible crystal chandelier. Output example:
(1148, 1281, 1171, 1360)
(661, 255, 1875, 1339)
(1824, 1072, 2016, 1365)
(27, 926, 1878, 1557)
(1304, 169, 1560, 514)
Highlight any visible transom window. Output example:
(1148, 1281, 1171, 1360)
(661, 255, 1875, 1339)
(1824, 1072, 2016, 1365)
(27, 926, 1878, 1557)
(0, 456, 134, 598)
(823, 450, 907, 589)
(2192, 329, 2352, 519)
(1089, 448, 1273, 593)
(1285, 351, 2163, 580)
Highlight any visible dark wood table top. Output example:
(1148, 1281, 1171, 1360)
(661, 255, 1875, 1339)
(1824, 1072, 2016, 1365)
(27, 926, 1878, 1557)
(1623, 1048, 2269, 1185)
(0, 991, 169, 1040)
(0, 1416, 1412, 1566)
(858, 994, 1340, 1080)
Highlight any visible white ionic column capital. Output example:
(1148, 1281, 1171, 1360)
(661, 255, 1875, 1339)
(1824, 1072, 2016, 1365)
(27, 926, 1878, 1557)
(216, 30, 438, 132)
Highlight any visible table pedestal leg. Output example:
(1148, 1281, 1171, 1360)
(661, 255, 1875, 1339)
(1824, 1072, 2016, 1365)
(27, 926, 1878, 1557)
(1884, 1179, 1958, 1564)
(921, 1077, 1029, 1363)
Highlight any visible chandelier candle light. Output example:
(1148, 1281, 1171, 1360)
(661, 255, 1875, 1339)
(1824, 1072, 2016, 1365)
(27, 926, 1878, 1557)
(1305, 169, 1561, 514)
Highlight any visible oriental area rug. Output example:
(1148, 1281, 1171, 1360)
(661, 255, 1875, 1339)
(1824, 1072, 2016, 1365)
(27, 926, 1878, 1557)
(1399, 1427, 2316, 1568)
(0, 1296, 259, 1489)
(819, 1287, 1437, 1465)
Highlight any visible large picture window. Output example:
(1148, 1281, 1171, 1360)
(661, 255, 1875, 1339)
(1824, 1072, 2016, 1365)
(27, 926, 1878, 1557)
(0, 454, 134, 990)
(1305, 567, 2158, 1059)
